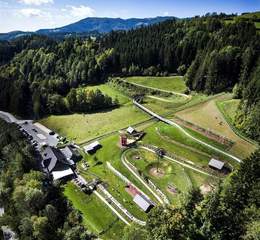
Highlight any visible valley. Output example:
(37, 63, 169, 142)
(0, 9, 259, 240)
(25, 76, 257, 239)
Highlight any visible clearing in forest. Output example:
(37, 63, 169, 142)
(124, 76, 187, 93)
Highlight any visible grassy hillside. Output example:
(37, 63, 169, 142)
(175, 94, 257, 158)
(40, 105, 149, 143)
(124, 76, 187, 93)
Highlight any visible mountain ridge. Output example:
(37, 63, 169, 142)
(0, 16, 177, 40)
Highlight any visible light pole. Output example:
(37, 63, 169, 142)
(155, 148, 164, 173)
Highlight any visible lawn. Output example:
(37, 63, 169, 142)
(124, 76, 187, 93)
(141, 122, 212, 166)
(142, 93, 217, 116)
(64, 182, 124, 240)
(85, 84, 130, 105)
(125, 148, 215, 205)
(39, 104, 149, 144)
(175, 94, 257, 159)
(78, 135, 159, 220)
(217, 99, 240, 123)
(143, 95, 190, 115)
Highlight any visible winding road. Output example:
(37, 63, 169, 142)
(133, 100, 241, 163)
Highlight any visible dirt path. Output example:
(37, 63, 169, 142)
(175, 95, 257, 159)
(148, 95, 175, 102)
(120, 79, 191, 98)
(155, 127, 211, 158)
(134, 100, 242, 163)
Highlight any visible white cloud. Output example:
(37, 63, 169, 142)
(18, 0, 53, 6)
(163, 11, 169, 16)
(68, 5, 95, 18)
(18, 8, 43, 17)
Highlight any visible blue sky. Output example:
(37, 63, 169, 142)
(0, 0, 259, 32)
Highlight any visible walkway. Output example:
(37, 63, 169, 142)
(133, 100, 241, 163)
(120, 154, 165, 204)
(140, 146, 216, 177)
(74, 173, 145, 226)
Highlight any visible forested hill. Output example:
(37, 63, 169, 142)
(0, 13, 259, 140)
(102, 15, 260, 141)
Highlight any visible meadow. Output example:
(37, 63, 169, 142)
(124, 76, 187, 93)
(175, 94, 257, 159)
(64, 182, 125, 240)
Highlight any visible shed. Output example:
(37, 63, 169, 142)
(127, 126, 136, 135)
(84, 141, 101, 154)
(208, 158, 225, 170)
(133, 194, 154, 212)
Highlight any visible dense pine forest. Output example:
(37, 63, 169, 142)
(0, 14, 259, 139)
(0, 120, 94, 240)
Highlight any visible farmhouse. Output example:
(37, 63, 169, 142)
(208, 158, 225, 171)
(84, 141, 102, 154)
(41, 146, 59, 172)
(41, 146, 76, 180)
(20, 121, 59, 147)
(133, 194, 154, 212)
(61, 145, 81, 162)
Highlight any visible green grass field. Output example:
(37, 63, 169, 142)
(142, 93, 215, 116)
(142, 123, 212, 165)
(65, 129, 218, 238)
(39, 105, 149, 143)
(175, 94, 257, 159)
(64, 183, 124, 240)
(85, 84, 130, 105)
(124, 76, 187, 93)
(76, 135, 158, 224)
(125, 148, 215, 205)
(217, 99, 240, 122)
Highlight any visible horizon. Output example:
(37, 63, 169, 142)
(0, 0, 259, 33)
